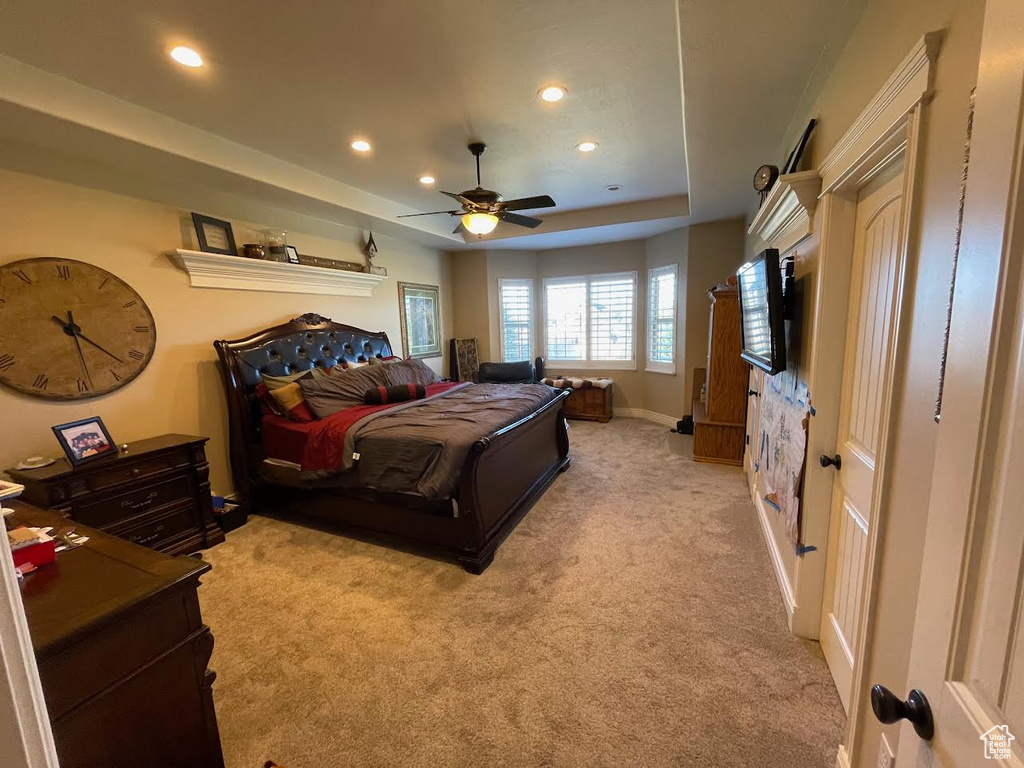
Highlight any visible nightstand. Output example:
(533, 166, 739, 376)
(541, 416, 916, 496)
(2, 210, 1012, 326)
(6, 434, 224, 555)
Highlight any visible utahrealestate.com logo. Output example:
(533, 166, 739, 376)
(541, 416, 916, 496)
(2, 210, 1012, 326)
(980, 725, 1015, 760)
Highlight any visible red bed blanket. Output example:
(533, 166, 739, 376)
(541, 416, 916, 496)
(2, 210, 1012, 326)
(261, 381, 463, 472)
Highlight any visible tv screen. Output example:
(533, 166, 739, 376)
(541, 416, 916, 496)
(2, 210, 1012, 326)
(736, 248, 787, 375)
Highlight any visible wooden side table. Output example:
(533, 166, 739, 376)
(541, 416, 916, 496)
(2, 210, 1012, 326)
(6, 434, 224, 555)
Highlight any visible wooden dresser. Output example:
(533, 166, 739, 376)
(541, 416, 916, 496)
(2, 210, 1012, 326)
(693, 286, 748, 465)
(11, 502, 225, 768)
(6, 434, 224, 556)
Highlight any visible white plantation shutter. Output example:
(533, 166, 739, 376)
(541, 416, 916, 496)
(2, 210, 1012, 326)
(646, 264, 677, 374)
(498, 278, 534, 362)
(589, 275, 635, 362)
(544, 272, 637, 369)
(545, 280, 587, 361)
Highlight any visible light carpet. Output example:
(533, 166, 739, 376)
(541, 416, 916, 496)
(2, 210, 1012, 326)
(200, 418, 844, 768)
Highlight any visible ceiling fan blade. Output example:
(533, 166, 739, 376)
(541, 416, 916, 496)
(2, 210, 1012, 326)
(453, 221, 467, 235)
(397, 209, 461, 218)
(440, 190, 475, 206)
(501, 212, 543, 229)
(499, 195, 556, 212)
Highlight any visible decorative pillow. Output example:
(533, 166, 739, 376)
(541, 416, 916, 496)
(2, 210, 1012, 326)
(341, 360, 370, 370)
(269, 381, 316, 422)
(256, 370, 315, 417)
(299, 364, 389, 418)
(383, 359, 441, 387)
(364, 383, 426, 405)
(368, 355, 402, 366)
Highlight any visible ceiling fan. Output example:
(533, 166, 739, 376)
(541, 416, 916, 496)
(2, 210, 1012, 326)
(398, 142, 556, 236)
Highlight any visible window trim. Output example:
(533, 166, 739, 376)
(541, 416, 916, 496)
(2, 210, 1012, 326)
(542, 271, 638, 371)
(645, 263, 678, 376)
(497, 277, 535, 363)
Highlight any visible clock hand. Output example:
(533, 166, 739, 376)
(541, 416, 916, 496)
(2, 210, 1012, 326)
(65, 315, 94, 391)
(51, 314, 125, 363)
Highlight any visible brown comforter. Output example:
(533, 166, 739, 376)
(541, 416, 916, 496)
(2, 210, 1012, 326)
(346, 382, 558, 499)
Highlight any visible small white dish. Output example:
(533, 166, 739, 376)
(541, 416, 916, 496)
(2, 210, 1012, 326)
(14, 456, 55, 470)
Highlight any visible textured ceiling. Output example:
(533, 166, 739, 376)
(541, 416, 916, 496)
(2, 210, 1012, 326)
(0, 0, 687, 216)
(0, 0, 865, 248)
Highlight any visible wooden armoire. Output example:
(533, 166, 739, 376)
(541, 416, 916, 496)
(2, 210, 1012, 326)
(692, 285, 748, 465)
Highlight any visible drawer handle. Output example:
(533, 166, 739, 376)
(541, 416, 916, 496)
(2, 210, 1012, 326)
(130, 467, 142, 477)
(129, 524, 166, 546)
(121, 491, 159, 511)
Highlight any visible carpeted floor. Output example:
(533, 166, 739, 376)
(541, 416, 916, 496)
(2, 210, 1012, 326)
(200, 418, 844, 768)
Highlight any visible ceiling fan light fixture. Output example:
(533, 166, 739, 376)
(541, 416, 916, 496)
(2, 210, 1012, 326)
(462, 212, 499, 236)
(539, 85, 567, 103)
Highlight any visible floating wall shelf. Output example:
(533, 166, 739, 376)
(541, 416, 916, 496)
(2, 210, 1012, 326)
(747, 170, 823, 255)
(168, 249, 385, 298)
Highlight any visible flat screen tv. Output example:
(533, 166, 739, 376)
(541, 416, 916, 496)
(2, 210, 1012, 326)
(736, 248, 787, 375)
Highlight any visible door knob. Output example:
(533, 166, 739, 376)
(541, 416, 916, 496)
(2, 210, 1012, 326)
(870, 685, 934, 740)
(819, 453, 842, 470)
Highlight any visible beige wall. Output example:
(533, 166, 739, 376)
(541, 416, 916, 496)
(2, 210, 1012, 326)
(450, 250, 490, 360)
(0, 169, 453, 497)
(684, 219, 748, 408)
(745, 0, 985, 763)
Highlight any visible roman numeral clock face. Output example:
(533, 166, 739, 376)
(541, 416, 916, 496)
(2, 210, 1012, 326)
(0, 258, 156, 400)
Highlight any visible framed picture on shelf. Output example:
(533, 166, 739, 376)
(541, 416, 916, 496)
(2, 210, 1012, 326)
(52, 416, 116, 466)
(191, 213, 237, 256)
(398, 282, 442, 359)
(284, 245, 300, 264)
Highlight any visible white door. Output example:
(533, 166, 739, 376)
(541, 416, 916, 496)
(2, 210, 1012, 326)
(886, 2, 1024, 766)
(819, 161, 906, 712)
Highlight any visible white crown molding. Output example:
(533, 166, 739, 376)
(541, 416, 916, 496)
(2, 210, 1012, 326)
(819, 31, 943, 193)
(746, 171, 823, 255)
(169, 250, 386, 298)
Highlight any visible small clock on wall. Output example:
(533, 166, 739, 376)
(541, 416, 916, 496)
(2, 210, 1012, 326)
(753, 164, 780, 205)
(0, 257, 156, 400)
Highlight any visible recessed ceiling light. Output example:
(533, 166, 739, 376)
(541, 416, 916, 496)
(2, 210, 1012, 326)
(575, 141, 599, 153)
(606, 184, 623, 191)
(539, 85, 567, 103)
(169, 46, 203, 68)
(418, 175, 436, 185)
(350, 139, 372, 153)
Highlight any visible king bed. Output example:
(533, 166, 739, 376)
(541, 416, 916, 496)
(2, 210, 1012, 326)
(213, 313, 570, 573)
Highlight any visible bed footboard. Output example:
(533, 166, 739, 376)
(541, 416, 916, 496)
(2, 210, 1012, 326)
(455, 389, 571, 573)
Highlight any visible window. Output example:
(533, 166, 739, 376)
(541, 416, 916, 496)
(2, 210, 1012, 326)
(646, 264, 678, 374)
(543, 272, 637, 369)
(498, 278, 534, 362)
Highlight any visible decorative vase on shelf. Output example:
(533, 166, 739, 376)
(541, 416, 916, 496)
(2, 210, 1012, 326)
(262, 229, 288, 262)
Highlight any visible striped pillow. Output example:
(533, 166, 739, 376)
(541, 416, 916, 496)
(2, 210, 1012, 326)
(363, 383, 426, 405)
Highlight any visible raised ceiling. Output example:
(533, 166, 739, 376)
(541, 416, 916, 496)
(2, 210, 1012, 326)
(0, 0, 863, 249)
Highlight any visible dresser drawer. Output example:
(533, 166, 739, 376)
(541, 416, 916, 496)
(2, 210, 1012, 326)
(108, 501, 198, 550)
(73, 475, 192, 528)
(85, 448, 193, 493)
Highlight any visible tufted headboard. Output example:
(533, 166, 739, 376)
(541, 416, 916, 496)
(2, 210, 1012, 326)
(213, 312, 394, 506)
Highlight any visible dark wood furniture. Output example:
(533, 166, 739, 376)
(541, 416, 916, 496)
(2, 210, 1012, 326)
(11, 501, 225, 768)
(563, 383, 614, 423)
(6, 434, 224, 556)
(214, 313, 570, 574)
(693, 286, 748, 465)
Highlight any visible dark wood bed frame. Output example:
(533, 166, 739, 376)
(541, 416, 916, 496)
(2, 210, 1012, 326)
(214, 313, 570, 573)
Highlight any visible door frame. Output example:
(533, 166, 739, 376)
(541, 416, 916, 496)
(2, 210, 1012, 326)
(0, 515, 59, 768)
(809, 32, 943, 767)
(894, 0, 1024, 764)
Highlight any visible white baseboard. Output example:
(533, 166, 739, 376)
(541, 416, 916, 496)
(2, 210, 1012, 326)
(835, 744, 851, 768)
(614, 408, 679, 428)
(751, 486, 798, 627)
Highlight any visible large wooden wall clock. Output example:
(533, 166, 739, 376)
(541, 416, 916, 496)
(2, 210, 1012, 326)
(0, 257, 156, 400)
